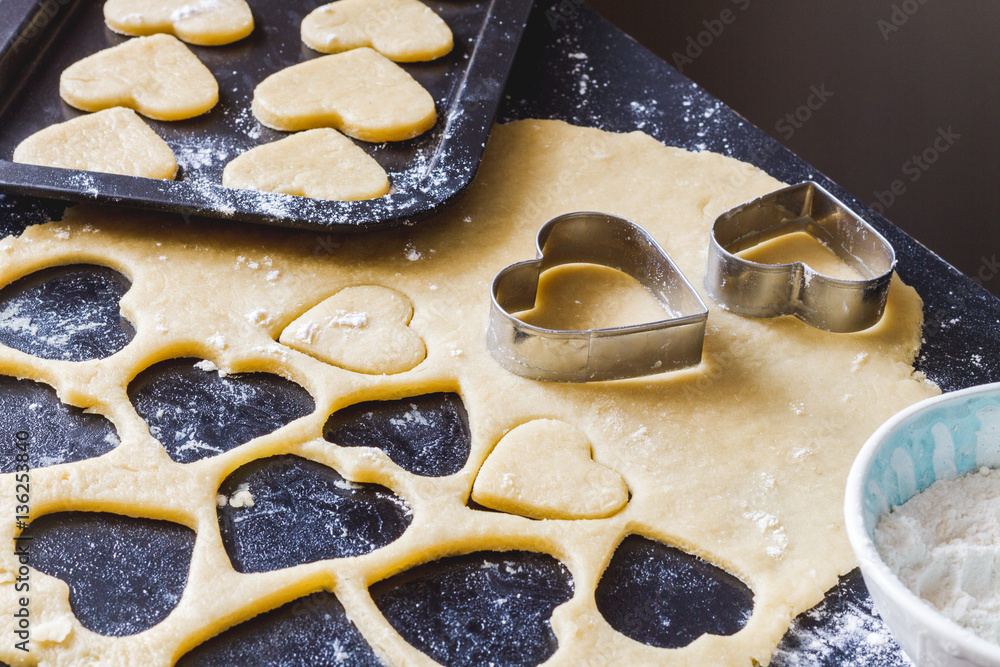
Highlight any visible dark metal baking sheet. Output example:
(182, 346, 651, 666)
(0, 0, 533, 231)
(3, 0, 1000, 664)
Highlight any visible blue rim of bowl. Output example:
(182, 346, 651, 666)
(845, 381, 1000, 664)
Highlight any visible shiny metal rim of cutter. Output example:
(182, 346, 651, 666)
(487, 211, 708, 383)
(705, 181, 896, 333)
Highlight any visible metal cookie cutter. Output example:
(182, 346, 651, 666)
(705, 181, 896, 333)
(488, 212, 708, 382)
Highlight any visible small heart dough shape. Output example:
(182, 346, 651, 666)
(222, 128, 389, 201)
(471, 419, 629, 520)
(301, 0, 452, 62)
(251, 47, 436, 142)
(279, 285, 426, 375)
(13, 107, 177, 179)
(104, 0, 254, 46)
(60, 34, 219, 121)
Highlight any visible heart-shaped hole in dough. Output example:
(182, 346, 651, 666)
(596, 534, 754, 649)
(0, 263, 135, 361)
(217, 455, 411, 573)
(0, 375, 119, 471)
(323, 392, 470, 477)
(21, 512, 196, 637)
(471, 419, 629, 520)
(371, 550, 574, 667)
(176, 591, 381, 665)
(128, 358, 315, 463)
(301, 0, 452, 62)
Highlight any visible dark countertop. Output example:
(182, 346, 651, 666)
(588, 0, 1000, 299)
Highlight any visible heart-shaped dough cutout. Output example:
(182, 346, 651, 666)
(222, 128, 389, 201)
(301, 0, 452, 62)
(279, 285, 426, 374)
(104, 0, 254, 46)
(60, 34, 218, 120)
(252, 47, 436, 141)
(13, 107, 177, 179)
(471, 419, 629, 520)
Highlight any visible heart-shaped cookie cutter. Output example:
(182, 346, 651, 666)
(488, 212, 708, 382)
(705, 181, 896, 333)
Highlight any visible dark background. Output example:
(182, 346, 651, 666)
(587, 0, 1000, 296)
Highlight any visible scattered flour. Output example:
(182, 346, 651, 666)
(170, 0, 221, 21)
(875, 467, 1000, 645)
(328, 310, 368, 328)
(245, 309, 271, 326)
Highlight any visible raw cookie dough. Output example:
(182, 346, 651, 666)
(278, 285, 425, 374)
(12, 107, 177, 179)
(472, 419, 630, 520)
(0, 120, 939, 666)
(252, 47, 437, 141)
(301, 0, 453, 61)
(104, 0, 254, 46)
(60, 34, 219, 121)
(222, 128, 390, 201)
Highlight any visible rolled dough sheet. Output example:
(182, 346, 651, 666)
(0, 119, 938, 666)
(12, 107, 177, 179)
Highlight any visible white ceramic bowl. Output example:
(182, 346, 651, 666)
(845, 382, 1000, 667)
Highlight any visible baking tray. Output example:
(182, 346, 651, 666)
(0, 0, 534, 231)
(4, 0, 1000, 664)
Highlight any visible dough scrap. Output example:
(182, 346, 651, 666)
(471, 419, 630, 520)
(104, 0, 254, 46)
(278, 285, 425, 374)
(301, 0, 453, 62)
(60, 34, 219, 121)
(12, 107, 177, 179)
(252, 47, 437, 141)
(0, 120, 939, 666)
(222, 129, 389, 201)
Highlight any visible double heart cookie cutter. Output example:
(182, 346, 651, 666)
(488, 183, 896, 383)
(487, 212, 709, 382)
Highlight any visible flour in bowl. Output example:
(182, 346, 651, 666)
(874, 467, 1000, 645)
